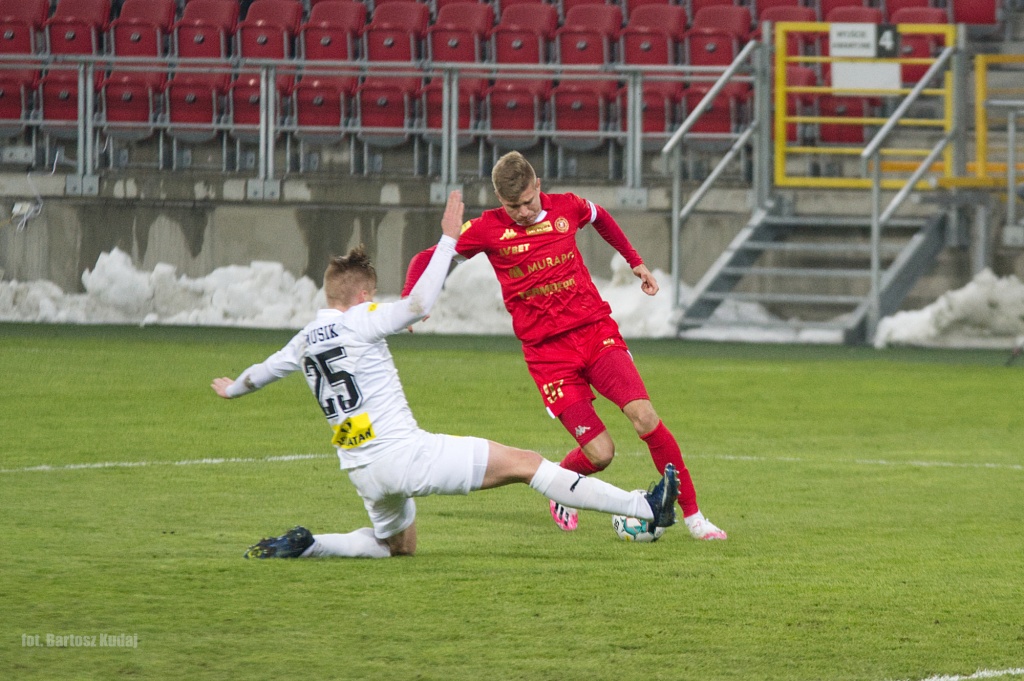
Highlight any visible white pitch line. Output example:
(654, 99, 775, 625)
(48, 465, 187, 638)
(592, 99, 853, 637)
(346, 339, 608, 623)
(908, 668, 1024, 681)
(2, 451, 1021, 475)
(702, 454, 1024, 472)
(0, 453, 334, 474)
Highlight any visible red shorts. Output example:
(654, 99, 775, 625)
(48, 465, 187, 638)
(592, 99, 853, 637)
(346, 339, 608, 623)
(522, 316, 649, 417)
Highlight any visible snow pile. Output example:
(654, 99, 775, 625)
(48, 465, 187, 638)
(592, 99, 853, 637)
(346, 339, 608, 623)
(873, 269, 1024, 349)
(1, 248, 1022, 349)
(0, 249, 323, 328)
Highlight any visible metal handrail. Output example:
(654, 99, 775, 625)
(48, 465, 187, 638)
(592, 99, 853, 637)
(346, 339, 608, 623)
(860, 46, 954, 166)
(661, 39, 759, 156)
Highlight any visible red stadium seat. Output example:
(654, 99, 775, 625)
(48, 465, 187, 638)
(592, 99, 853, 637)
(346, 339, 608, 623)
(237, 0, 303, 60)
(891, 7, 947, 84)
(620, 4, 687, 66)
(818, 0, 869, 21)
(682, 81, 749, 136)
(165, 71, 231, 143)
(0, 69, 38, 139)
(291, 75, 357, 145)
(491, 3, 557, 64)
(617, 79, 682, 148)
(950, 0, 998, 25)
(687, 0, 736, 25)
(754, 7, 818, 58)
(685, 6, 751, 68)
(619, 0, 672, 22)
(884, 0, 932, 17)
(300, 0, 367, 61)
(825, 5, 883, 22)
(752, 0, 803, 22)
(551, 79, 618, 152)
(38, 69, 91, 138)
(780, 64, 816, 143)
(228, 71, 294, 143)
(363, 1, 430, 62)
(100, 70, 166, 141)
(109, 0, 176, 57)
(495, 0, 548, 11)
(174, 0, 239, 59)
(556, 4, 621, 65)
(427, 2, 493, 63)
(45, 0, 112, 55)
(0, 0, 51, 55)
(817, 94, 869, 144)
(419, 76, 486, 146)
(560, 0, 612, 21)
(355, 74, 421, 148)
(486, 77, 550, 151)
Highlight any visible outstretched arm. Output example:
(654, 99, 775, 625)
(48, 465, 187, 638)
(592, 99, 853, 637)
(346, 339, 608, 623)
(368, 191, 464, 337)
(211, 351, 293, 399)
(590, 204, 658, 297)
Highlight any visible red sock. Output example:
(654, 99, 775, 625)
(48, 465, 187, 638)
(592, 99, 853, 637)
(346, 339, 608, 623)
(641, 421, 699, 518)
(560, 447, 604, 475)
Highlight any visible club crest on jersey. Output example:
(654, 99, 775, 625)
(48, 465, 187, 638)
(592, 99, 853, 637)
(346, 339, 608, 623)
(499, 228, 518, 240)
(555, 217, 570, 233)
(525, 221, 553, 236)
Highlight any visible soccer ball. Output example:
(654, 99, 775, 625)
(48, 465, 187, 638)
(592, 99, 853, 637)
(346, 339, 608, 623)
(612, 514, 665, 543)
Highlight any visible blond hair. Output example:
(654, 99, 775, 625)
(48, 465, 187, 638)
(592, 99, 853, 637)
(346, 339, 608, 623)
(324, 245, 376, 307)
(491, 151, 536, 201)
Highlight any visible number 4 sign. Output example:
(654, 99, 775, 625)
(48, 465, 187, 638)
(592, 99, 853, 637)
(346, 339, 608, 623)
(876, 24, 899, 59)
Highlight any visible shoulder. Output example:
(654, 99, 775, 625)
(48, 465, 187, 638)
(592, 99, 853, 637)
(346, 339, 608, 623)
(545, 192, 590, 213)
(459, 210, 505, 245)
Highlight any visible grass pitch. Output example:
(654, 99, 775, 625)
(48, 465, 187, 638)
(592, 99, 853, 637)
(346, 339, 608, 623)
(1, 323, 1022, 681)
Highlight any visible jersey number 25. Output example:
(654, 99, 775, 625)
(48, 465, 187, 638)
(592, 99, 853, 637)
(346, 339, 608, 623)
(303, 347, 362, 418)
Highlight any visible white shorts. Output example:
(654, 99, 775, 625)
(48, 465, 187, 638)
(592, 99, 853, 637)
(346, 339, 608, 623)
(345, 431, 489, 539)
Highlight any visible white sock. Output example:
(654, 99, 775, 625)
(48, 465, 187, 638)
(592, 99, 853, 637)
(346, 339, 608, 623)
(301, 528, 391, 559)
(529, 459, 653, 520)
(684, 511, 705, 527)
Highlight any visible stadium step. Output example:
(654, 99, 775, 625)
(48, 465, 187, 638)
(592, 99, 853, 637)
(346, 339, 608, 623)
(678, 208, 948, 344)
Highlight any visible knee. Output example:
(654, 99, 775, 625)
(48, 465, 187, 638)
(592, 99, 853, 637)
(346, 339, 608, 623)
(625, 400, 660, 435)
(583, 435, 615, 470)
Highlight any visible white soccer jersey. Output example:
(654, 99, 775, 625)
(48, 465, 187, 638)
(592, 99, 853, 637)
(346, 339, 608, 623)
(225, 236, 457, 469)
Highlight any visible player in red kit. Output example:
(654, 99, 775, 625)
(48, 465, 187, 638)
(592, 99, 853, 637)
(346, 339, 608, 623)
(402, 152, 726, 540)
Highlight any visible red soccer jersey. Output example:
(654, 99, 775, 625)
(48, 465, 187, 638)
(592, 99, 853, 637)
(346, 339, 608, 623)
(407, 192, 643, 345)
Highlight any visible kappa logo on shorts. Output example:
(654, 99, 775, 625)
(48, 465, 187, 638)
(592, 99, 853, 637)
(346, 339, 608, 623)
(603, 338, 616, 347)
(574, 425, 591, 439)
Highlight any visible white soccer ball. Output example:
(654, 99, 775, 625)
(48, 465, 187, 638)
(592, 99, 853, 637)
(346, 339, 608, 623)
(612, 514, 665, 543)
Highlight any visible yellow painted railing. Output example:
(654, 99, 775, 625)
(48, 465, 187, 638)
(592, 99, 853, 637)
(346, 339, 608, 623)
(948, 53, 1024, 189)
(773, 21, 957, 189)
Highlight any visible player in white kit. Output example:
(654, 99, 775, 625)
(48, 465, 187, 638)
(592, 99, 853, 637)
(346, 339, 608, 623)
(212, 191, 679, 559)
